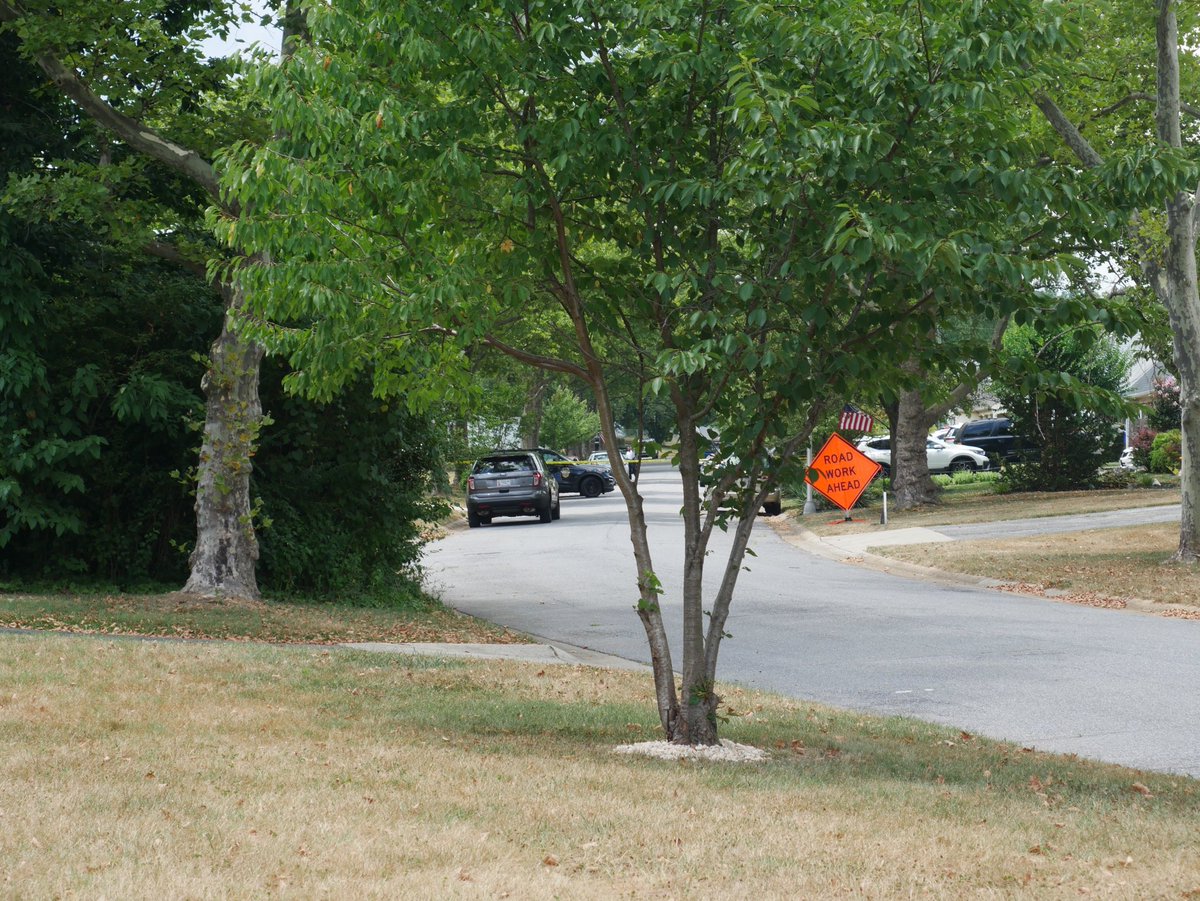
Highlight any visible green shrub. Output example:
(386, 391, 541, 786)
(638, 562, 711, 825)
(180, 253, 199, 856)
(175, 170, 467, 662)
(1096, 466, 1135, 489)
(1149, 430, 1182, 474)
(993, 323, 1128, 492)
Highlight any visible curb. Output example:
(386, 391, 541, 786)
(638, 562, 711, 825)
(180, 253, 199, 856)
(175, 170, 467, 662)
(767, 512, 1194, 620)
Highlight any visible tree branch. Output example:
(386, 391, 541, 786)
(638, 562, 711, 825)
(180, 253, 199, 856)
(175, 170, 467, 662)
(1033, 92, 1104, 169)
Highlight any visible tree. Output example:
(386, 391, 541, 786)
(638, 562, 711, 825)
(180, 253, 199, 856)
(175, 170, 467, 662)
(993, 324, 1129, 491)
(1033, 0, 1200, 561)
(0, 0, 292, 596)
(539, 386, 601, 455)
(224, 0, 1101, 743)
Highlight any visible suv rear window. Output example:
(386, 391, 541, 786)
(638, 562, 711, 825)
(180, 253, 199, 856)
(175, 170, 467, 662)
(958, 421, 994, 440)
(473, 455, 535, 475)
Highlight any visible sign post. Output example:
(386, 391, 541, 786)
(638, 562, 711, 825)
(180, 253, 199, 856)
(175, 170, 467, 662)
(803, 433, 882, 519)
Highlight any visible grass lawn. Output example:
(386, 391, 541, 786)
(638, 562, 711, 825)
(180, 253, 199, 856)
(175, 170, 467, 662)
(2, 634, 1197, 898)
(874, 523, 1200, 613)
(0, 590, 525, 644)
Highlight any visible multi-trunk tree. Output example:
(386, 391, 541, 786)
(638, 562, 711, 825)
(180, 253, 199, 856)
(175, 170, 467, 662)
(222, 0, 1108, 743)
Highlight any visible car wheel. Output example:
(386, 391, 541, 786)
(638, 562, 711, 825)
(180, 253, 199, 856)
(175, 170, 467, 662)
(539, 503, 553, 523)
(468, 509, 481, 528)
(880, 464, 890, 478)
(551, 499, 561, 520)
(949, 459, 976, 473)
(579, 476, 602, 498)
(762, 500, 782, 517)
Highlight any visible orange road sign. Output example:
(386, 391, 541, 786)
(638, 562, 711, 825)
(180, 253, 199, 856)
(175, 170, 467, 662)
(804, 433, 882, 511)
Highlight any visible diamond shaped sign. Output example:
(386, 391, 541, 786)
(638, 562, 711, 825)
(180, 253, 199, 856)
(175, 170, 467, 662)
(804, 433, 882, 511)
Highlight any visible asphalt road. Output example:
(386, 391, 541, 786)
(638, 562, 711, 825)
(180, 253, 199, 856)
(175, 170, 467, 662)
(425, 464, 1200, 778)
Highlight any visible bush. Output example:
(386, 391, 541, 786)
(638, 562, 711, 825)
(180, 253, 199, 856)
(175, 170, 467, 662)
(1096, 466, 1135, 489)
(253, 364, 447, 599)
(1130, 426, 1156, 470)
(1149, 377, 1182, 432)
(1149, 430, 1182, 474)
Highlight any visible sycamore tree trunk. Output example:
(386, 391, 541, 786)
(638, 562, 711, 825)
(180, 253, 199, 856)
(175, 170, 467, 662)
(1158, 191, 1200, 561)
(1154, 2, 1200, 562)
(182, 287, 265, 598)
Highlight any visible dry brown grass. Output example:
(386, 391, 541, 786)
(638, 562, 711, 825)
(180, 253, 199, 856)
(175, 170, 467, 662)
(3, 635, 1197, 899)
(0, 590, 527, 644)
(875, 523, 1200, 612)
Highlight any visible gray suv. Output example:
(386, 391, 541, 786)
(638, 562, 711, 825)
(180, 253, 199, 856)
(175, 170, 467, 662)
(467, 451, 560, 528)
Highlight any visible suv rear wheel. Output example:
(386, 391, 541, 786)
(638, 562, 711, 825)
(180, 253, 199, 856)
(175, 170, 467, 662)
(949, 458, 976, 473)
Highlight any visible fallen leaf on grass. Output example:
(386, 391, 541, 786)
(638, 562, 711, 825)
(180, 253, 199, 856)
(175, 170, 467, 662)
(542, 855, 559, 867)
(1130, 782, 1153, 797)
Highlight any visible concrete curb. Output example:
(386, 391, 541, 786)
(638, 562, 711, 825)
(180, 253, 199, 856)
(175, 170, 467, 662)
(767, 512, 1194, 620)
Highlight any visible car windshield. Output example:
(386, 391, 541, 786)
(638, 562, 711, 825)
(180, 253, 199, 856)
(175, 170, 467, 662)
(473, 456, 535, 474)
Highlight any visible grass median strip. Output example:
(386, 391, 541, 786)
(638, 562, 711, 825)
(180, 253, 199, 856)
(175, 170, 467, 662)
(2, 634, 1197, 898)
(874, 523, 1200, 612)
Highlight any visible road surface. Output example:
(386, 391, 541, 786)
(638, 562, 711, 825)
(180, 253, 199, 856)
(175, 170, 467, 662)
(425, 464, 1200, 777)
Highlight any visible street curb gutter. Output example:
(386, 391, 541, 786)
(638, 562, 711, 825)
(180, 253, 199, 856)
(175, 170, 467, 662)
(767, 513, 1194, 620)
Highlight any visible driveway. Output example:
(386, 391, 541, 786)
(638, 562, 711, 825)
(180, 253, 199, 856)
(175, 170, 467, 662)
(425, 464, 1200, 777)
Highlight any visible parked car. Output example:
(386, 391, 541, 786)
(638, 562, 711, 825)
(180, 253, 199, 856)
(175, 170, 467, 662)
(946, 417, 1030, 463)
(700, 454, 783, 516)
(467, 450, 560, 527)
(856, 435, 990, 476)
(519, 447, 616, 497)
(587, 451, 614, 465)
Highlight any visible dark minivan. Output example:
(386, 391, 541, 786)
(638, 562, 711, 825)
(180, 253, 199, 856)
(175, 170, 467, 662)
(467, 451, 560, 527)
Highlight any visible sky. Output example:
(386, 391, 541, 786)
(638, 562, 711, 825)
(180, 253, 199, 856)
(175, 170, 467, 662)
(201, 4, 280, 60)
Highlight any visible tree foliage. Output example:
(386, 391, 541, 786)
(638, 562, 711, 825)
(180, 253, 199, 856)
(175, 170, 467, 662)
(994, 323, 1129, 492)
(538, 386, 600, 454)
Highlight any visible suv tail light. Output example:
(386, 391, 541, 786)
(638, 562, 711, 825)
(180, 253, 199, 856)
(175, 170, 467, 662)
(532, 472, 543, 487)
(468, 476, 475, 491)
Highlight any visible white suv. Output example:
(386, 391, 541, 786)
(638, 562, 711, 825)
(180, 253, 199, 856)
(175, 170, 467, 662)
(856, 436, 990, 477)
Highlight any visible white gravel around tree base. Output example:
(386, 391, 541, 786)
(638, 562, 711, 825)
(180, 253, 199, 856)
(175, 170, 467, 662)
(613, 739, 769, 762)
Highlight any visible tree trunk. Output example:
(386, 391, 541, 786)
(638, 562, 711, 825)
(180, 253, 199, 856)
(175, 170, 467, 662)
(672, 396, 718, 745)
(1159, 191, 1200, 562)
(1155, 2, 1199, 562)
(182, 292, 265, 598)
(892, 387, 940, 509)
(520, 374, 547, 447)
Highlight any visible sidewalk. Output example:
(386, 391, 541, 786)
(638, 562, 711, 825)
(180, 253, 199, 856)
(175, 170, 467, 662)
(810, 503, 1182, 555)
